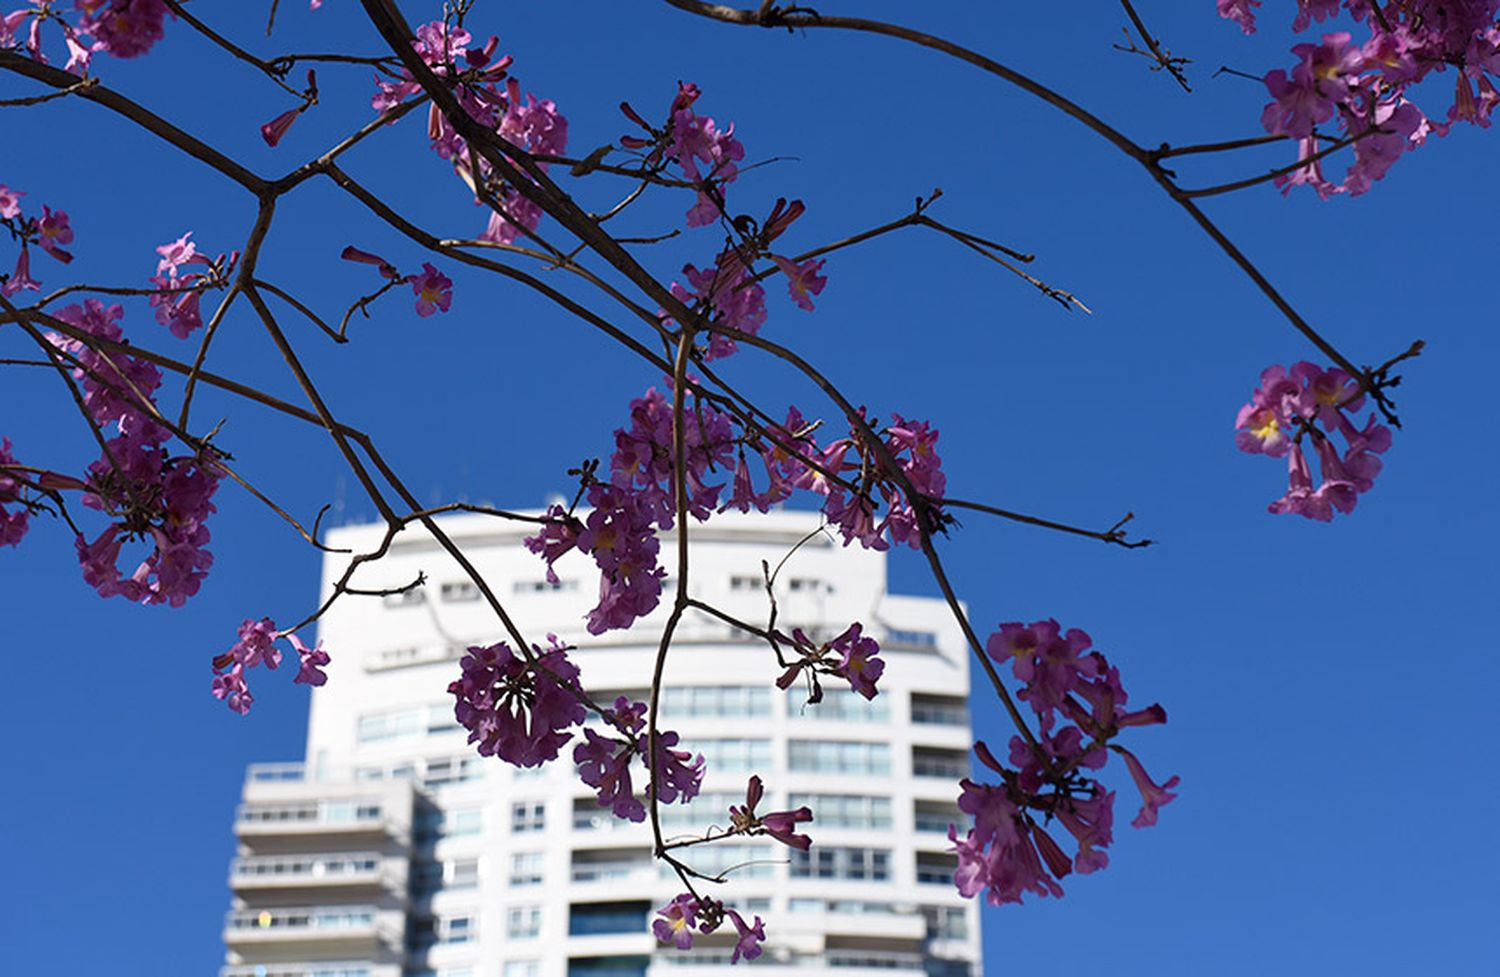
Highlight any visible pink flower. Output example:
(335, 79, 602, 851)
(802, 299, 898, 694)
(37, 206, 73, 263)
(726, 909, 766, 964)
(1117, 747, 1179, 829)
(0, 183, 23, 219)
(0, 437, 31, 547)
(653, 894, 701, 950)
(211, 663, 253, 715)
(339, 245, 401, 281)
(155, 232, 198, 275)
(260, 107, 302, 147)
(76, 0, 170, 60)
(574, 728, 645, 822)
(289, 634, 330, 686)
(728, 775, 814, 850)
(408, 262, 453, 317)
(2, 245, 40, 297)
(771, 255, 828, 311)
(830, 622, 884, 701)
(1216, 0, 1260, 34)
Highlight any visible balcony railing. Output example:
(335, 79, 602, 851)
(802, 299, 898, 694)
(236, 799, 386, 832)
(224, 905, 385, 944)
(221, 964, 391, 977)
(230, 852, 390, 890)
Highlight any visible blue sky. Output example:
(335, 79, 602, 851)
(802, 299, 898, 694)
(1, 2, 1496, 974)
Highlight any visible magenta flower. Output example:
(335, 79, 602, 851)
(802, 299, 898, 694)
(231, 617, 282, 670)
(448, 639, 586, 766)
(726, 909, 766, 964)
(260, 108, 302, 148)
(211, 663, 254, 716)
(50, 299, 168, 442)
(574, 729, 645, 822)
(1216, 0, 1260, 34)
(729, 775, 814, 850)
(37, 206, 73, 263)
(155, 232, 198, 275)
(289, 634, 331, 686)
(0, 437, 30, 548)
(339, 245, 401, 281)
(3, 245, 40, 297)
(771, 255, 828, 311)
(0, 183, 23, 220)
(649, 729, 706, 805)
(830, 622, 884, 701)
(653, 894, 701, 950)
(1117, 747, 1179, 829)
(408, 262, 453, 317)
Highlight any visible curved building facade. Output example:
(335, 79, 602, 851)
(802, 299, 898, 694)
(222, 510, 981, 977)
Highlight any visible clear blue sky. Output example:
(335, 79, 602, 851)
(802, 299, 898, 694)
(1, 3, 1495, 974)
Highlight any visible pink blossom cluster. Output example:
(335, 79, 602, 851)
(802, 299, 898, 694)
(572, 695, 706, 821)
(210, 617, 330, 715)
(370, 21, 568, 245)
(1234, 361, 1390, 520)
(1219, 1, 1500, 196)
(1, 182, 74, 298)
(775, 622, 886, 702)
(447, 637, 588, 766)
(1, 0, 171, 72)
(665, 198, 828, 362)
(653, 893, 765, 963)
(948, 619, 1176, 905)
(147, 232, 234, 339)
(622, 83, 745, 227)
(39, 298, 225, 606)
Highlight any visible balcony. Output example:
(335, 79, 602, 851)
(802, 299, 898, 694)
(223, 905, 394, 953)
(235, 798, 391, 841)
(229, 852, 394, 893)
(221, 964, 400, 977)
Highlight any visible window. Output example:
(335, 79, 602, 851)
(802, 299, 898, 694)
(922, 906, 968, 940)
(440, 580, 482, 602)
(790, 846, 891, 881)
(729, 575, 762, 592)
(658, 792, 739, 829)
(669, 843, 774, 879)
(409, 914, 476, 950)
(357, 707, 422, 743)
(382, 588, 426, 608)
(512, 801, 546, 833)
(510, 852, 544, 886)
(924, 960, 970, 977)
(788, 739, 890, 775)
(788, 690, 890, 722)
(916, 853, 958, 885)
(574, 797, 647, 831)
(885, 628, 937, 648)
(910, 694, 967, 726)
(788, 794, 892, 830)
(687, 738, 772, 772)
(568, 957, 649, 977)
(514, 578, 578, 593)
(423, 755, 484, 789)
(569, 902, 649, 936)
(508, 905, 542, 938)
(660, 686, 770, 718)
(413, 806, 481, 843)
(410, 857, 479, 898)
(915, 801, 964, 835)
(912, 748, 969, 779)
(786, 576, 830, 594)
(505, 962, 541, 977)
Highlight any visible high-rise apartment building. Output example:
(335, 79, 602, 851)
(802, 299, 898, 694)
(221, 509, 981, 977)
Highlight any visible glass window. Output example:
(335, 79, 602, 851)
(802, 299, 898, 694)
(569, 902, 649, 936)
(440, 580, 482, 602)
(383, 588, 426, 608)
(660, 686, 771, 718)
(788, 793, 892, 830)
(505, 962, 541, 977)
(788, 739, 890, 775)
(512, 801, 546, 833)
(658, 792, 739, 829)
(912, 748, 969, 779)
(916, 853, 958, 885)
(684, 738, 772, 772)
(510, 852, 544, 886)
(790, 846, 891, 881)
(568, 957, 649, 977)
(914, 801, 964, 835)
(787, 689, 890, 722)
(357, 707, 422, 743)
(508, 905, 542, 938)
(910, 694, 968, 726)
(668, 843, 774, 880)
(922, 906, 968, 940)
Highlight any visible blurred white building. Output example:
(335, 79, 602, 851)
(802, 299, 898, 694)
(221, 509, 981, 977)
